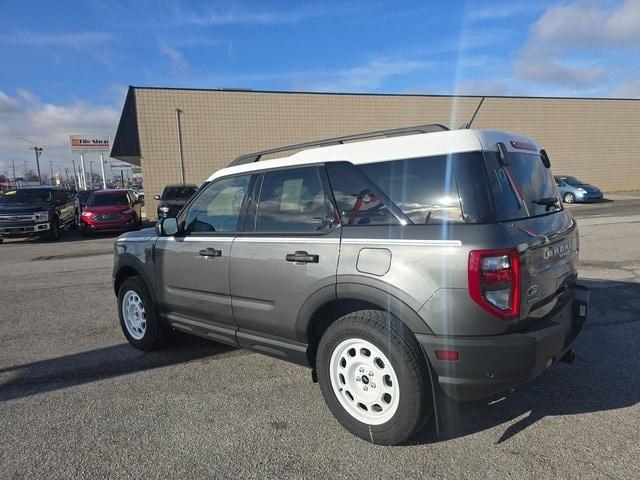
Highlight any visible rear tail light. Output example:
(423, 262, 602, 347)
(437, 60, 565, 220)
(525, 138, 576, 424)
(468, 249, 520, 320)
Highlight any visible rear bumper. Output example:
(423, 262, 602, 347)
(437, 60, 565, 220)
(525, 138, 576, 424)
(0, 222, 50, 237)
(417, 284, 589, 402)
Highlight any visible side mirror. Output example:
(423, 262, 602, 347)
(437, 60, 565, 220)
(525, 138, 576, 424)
(156, 217, 179, 236)
(540, 149, 551, 168)
(154, 194, 161, 200)
(497, 142, 509, 166)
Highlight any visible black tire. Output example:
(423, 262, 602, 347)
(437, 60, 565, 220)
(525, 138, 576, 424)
(316, 310, 433, 445)
(48, 215, 60, 241)
(81, 226, 92, 237)
(563, 192, 575, 204)
(117, 276, 168, 351)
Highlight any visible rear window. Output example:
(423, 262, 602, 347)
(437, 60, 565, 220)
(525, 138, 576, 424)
(88, 193, 129, 206)
(484, 151, 561, 221)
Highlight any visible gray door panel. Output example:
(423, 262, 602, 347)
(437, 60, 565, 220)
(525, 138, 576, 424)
(155, 235, 236, 329)
(230, 233, 341, 341)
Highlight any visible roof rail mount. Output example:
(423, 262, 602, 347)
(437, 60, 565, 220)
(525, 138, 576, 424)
(229, 123, 449, 166)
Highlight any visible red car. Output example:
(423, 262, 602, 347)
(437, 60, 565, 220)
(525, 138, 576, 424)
(80, 189, 142, 236)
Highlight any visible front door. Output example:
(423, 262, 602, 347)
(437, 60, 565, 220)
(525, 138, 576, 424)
(155, 174, 252, 345)
(230, 165, 340, 360)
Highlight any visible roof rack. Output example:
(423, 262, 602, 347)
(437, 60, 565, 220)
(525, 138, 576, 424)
(228, 123, 449, 166)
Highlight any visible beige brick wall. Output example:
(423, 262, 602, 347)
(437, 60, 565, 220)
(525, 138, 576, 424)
(132, 89, 640, 219)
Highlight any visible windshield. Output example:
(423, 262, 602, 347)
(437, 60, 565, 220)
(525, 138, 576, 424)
(0, 189, 51, 204)
(560, 176, 587, 187)
(87, 192, 129, 207)
(163, 186, 197, 200)
(485, 151, 561, 221)
(77, 191, 95, 202)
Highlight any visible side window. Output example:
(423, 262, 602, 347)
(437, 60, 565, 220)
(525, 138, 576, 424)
(325, 162, 399, 226)
(361, 157, 464, 224)
(54, 191, 68, 204)
(184, 175, 251, 233)
(254, 166, 330, 233)
(555, 178, 563, 187)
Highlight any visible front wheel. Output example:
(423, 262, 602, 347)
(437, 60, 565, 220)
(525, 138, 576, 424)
(48, 216, 60, 241)
(563, 192, 575, 204)
(316, 310, 433, 445)
(117, 276, 168, 351)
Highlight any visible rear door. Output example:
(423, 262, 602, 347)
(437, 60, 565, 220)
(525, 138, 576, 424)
(230, 165, 340, 359)
(154, 174, 252, 345)
(483, 149, 578, 320)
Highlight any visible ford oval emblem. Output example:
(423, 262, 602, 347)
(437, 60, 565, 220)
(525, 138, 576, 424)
(527, 285, 539, 297)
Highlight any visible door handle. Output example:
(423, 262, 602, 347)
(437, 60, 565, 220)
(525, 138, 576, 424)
(286, 251, 319, 263)
(199, 248, 222, 258)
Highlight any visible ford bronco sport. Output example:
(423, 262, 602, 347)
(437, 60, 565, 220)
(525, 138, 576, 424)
(112, 124, 589, 445)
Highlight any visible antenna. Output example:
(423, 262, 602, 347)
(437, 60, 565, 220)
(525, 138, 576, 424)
(461, 97, 486, 129)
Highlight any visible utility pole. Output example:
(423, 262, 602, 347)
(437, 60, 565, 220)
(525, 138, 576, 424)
(12, 160, 16, 184)
(65, 168, 70, 188)
(49, 160, 54, 185)
(16, 138, 43, 185)
(89, 160, 94, 189)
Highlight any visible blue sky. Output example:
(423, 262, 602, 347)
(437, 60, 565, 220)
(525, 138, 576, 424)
(1, 0, 639, 174)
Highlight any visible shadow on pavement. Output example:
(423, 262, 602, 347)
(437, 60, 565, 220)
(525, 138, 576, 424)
(0, 332, 242, 403)
(413, 278, 640, 445)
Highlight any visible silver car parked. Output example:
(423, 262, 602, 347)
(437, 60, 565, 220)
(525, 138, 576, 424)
(112, 125, 589, 445)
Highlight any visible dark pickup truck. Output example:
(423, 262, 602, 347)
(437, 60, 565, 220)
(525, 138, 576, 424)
(0, 187, 77, 242)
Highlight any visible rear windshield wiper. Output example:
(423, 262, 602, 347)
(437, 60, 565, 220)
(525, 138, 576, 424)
(532, 196, 560, 211)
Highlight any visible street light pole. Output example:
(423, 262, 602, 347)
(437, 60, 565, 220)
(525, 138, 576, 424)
(176, 108, 186, 186)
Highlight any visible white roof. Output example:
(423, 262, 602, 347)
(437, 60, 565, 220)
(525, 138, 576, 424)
(207, 129, 540, 181)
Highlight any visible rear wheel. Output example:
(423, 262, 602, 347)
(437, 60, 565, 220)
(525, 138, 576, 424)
(117, 276, 168, 351)
(563, 192, 575, 204)
(316, 310, 433, 445)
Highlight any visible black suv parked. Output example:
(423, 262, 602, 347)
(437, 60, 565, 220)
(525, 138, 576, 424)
(155, 184, 198, 219)
(0, 187, 76, 242)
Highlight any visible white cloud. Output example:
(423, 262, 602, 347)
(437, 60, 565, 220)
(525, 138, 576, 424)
(292, 58, 436, 92)
(160, 42, 188, 72)
(0, 90, 120, 176)
(184, 5, 326, 26)
(515, 58, 606, 88)
(454, 81, 515, 96)
(610, 79, 640, 98)
(470, 3, 544, 21)
(0, 90, 20, 114)
(514, 1, 640, 90)
(524, 0, 640, 54)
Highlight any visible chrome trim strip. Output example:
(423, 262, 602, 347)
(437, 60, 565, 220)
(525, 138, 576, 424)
(234, 237, 340, 244)
(341, 238, 462, 247)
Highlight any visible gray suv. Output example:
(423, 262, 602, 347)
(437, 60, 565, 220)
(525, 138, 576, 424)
(113, 125, 589, 445)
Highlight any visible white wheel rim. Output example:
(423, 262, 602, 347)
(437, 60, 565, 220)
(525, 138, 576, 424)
(122, 290, 147, 340)
(329, 338, 400, 425)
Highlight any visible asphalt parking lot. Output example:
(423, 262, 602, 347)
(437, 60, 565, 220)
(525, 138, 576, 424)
(1, 199, 639, 479)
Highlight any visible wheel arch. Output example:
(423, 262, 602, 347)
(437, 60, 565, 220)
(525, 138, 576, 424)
(113, 257, 157, 305)
(297, 283, 434, 367)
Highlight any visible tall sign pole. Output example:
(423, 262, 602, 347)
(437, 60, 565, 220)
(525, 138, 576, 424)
(100, 153, 107, 189)
(71, 158, 77, 190)
(80, 153, 87, 190)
